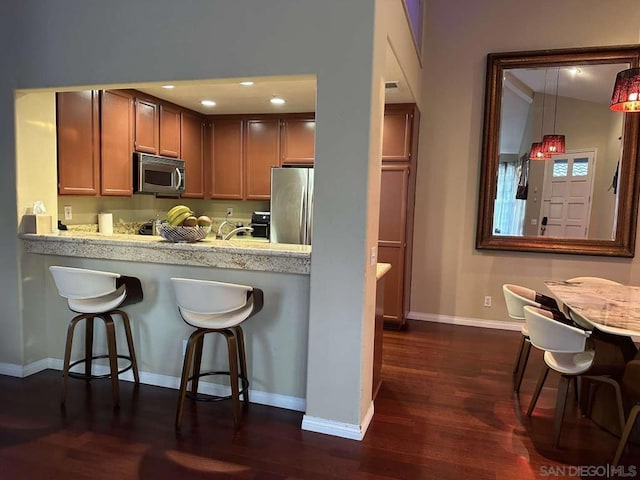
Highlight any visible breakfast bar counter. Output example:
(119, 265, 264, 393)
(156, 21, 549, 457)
(19, 230, 312, 412)
(21, 232, 311, 274)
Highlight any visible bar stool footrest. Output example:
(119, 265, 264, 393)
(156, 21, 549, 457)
(66, 354, 134, 381)
(186, 370, 249, 402)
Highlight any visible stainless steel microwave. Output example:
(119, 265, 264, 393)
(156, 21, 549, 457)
(133, 153, 185, 194)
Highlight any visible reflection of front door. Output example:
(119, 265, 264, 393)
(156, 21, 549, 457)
(539, 149, 596, 238)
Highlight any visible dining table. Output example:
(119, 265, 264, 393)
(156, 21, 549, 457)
(544, 280, 640, 439)
(545, 280, 640, 337)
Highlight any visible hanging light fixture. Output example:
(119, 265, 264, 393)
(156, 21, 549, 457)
(610, 67, 640, 112)
(529, 141, 549, 160)
(541, 68, 566, 155)
(529, 69, 550, 160)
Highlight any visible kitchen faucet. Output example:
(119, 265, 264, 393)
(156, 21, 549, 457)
(222, 226, 254, 240)
(215, 213, 235, 239)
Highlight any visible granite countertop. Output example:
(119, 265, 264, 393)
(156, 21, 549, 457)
(21, 231, 311, 274)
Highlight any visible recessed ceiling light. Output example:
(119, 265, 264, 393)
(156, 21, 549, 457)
(270, 97, 286, 105)
(162, 85, 175, 89)
(200, 100, 216, 107)
(240, 81, 254, 86)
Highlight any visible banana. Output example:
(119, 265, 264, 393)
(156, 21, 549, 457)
(167, 205, 193, 225)
(167, 205, 191, 221)
(169, 210, 193, 226)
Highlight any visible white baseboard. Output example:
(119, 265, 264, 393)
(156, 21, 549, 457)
(0, 358, 305, 412)
(408, 311, 523, 331)
(408, 312, 640, 342)
(301, 401, 374, 441)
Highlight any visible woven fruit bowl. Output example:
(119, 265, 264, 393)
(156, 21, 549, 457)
(157, 223, 211, 243)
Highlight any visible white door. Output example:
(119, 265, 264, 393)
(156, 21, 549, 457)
(539, 150, 596, 238)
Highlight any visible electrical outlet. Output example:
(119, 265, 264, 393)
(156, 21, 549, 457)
(226, 207, 233, 217)
(484, 296, 492, 307)
(64, 206, 72, 220)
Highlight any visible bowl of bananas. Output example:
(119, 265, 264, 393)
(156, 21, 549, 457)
(159, 205, 212, 243)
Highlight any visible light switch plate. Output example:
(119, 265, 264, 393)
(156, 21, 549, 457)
(370, 246, 377, 266)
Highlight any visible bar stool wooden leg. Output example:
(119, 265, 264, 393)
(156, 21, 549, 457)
(61, 314, 85, 405)
(116, 309, 139, 384)
(176, 330, 202, 430)
(223, 330, 241, 428)
(233, 326, 249, 404)
(190, 333, 205, 397)
(102, 314, 120, 407)
(84, 316, 95, 380)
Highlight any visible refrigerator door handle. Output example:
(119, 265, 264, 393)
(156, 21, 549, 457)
(299, 187, 307, 244)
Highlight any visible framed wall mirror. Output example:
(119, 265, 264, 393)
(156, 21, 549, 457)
(477, 45, 640, 257)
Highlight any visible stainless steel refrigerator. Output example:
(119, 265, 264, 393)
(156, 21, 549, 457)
(270, 166, 314, 244)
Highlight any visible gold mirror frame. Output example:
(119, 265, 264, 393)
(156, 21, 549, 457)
(477, 45, 640, 257)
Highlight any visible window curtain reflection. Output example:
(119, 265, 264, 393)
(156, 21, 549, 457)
(494, 161, 526, 235)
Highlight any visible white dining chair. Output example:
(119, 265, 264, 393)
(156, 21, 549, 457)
(503, 284, 561, 392)
(524, 306, 626, 448)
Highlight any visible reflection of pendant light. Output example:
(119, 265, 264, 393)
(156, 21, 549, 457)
(529, 69, 551, 160)
(529, 141, 548, 160)
(610, 67, 640, 112)
(542, 68, 566, 155)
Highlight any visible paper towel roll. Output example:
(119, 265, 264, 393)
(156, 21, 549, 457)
(98, 213, 113, 235)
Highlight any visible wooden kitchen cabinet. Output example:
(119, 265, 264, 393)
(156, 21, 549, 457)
(134, 98, 159, 155)
(245, 119, 280, 200)
(56, 90, 100, 195)
(159, 104, 181, 158)
(210, 119, 244, 200)
(382, 105, 413, 162)
(378, 164, 409, 325)
(101, 90, 134, 196)
(180, 111, 205, 198)
(379, 104, 419, 329)
(280, 117, 315, 164)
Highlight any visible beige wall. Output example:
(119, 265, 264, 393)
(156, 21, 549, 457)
(411, 0, 640, 323)
(523, 94, 622, 239)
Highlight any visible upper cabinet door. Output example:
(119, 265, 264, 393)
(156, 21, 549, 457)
(245, 119, 280, 200)
(280, 118, 315, 165)
(134, 98, 158, 154)
(210, 120, 244, 200)
(101, 90, 134, 196)
(382, 111, 411, 162)
(180, 111, 204, 198)
(56, 90, 100, 195)
(159, 104, 181, 158)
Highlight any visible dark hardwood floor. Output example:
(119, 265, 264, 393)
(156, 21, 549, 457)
(0, 321, 637, 479)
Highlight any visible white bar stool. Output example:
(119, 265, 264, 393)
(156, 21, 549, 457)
(49, 266, 143, 407)
(170, 278, 264, 429)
